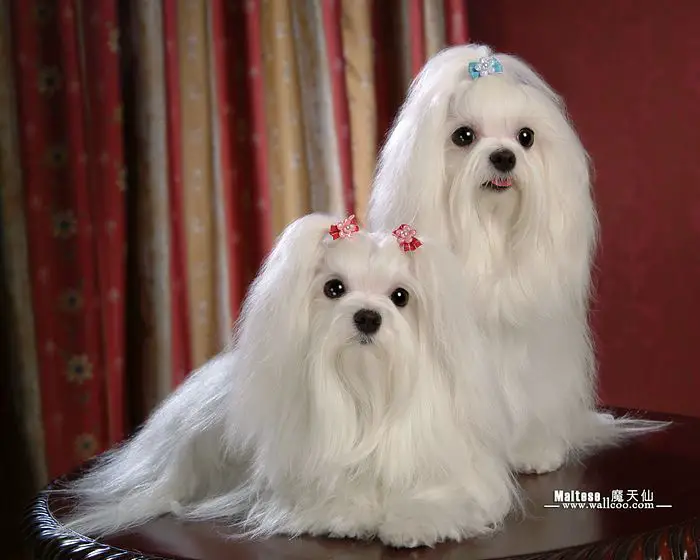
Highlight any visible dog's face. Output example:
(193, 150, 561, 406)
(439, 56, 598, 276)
(233, 214, 492, 467)
(438, 65, 594, 247)
(445, 73, 564, 201)
(238, 214, 473, 385)
(370, 45, 593, 250)
(310, 232, 420, 353)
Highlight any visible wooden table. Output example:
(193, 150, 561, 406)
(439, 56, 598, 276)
(27, 409, 700, 559)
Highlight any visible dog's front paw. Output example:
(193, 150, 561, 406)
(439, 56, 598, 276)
(378, 517, 461, 548)
(510, 440, 567, 474)
(308, 520, 373, 541)
(299, 497, 381, 541)
(378, 503, 473, 549)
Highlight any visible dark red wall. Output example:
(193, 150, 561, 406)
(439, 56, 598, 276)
(469, 0, 700, 417)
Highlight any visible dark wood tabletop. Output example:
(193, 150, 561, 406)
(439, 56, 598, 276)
(29, 408, 700, 560)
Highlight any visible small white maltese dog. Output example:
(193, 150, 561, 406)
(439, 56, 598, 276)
(63, 213, 517, 548)
(368, 44, 665, 474)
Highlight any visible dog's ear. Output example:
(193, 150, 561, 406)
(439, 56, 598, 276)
(498, 53, 565, 110)
(233, 213, 338, 353)
(405, 238, 486, 375)
(498, 53, 596, 306)
(369, 44, 492, 235)
(405, 238, 509, 435)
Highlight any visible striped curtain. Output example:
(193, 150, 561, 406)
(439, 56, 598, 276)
(0, 0, 469, 488)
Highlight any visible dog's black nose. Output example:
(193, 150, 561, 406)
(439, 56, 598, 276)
(489, 149, 516, 172)
(353, 309, 382, 335)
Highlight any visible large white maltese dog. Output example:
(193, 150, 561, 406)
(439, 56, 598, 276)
(368, 44, 664, 474)
(63, 213, 517, 548)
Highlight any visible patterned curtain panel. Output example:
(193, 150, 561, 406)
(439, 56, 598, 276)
(0, 0, 470, 487)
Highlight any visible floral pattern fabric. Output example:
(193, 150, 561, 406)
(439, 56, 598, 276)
(0, 0, 469, 481)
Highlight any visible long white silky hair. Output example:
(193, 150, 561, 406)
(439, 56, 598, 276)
(61, 213, 518, 547)
(368, 44, 666, 472)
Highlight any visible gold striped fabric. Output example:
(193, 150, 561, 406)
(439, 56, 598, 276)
(131, 0, 173, 409)
(177, 0, 222, 368)
(260, 0, 312, 236)
(341, 0, 376, 223)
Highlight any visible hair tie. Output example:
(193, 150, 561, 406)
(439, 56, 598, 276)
(329, 215, 360, 240)
(468, 55, 503, 79)
(392, 224, 422, 252)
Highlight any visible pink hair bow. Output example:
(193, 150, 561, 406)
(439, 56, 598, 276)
(329, 214, 360, 240)
(392, 224, 422, 252)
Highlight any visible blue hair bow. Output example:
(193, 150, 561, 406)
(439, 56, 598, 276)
(468, 56, 503, 79)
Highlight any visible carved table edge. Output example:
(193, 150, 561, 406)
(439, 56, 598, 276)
(25, 476, 700, 560)
(25, 478, 166, 560)
(501, 518, 700, 560)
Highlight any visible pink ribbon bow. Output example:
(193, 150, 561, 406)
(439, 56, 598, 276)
(329, 215, 360, 240)
(392, 224, 422, 252)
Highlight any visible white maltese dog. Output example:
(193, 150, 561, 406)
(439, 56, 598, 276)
(368, 44, 665, 474)
(63, 213, 517, 548)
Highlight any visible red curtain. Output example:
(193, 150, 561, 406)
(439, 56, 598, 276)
(468, 0, 700, 419)
(1, 0, 470, 484)
(10, 0, 126, 477)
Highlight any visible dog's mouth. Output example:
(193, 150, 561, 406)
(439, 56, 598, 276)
(482, 176, 513, 191)
(357, 334, 374, 346)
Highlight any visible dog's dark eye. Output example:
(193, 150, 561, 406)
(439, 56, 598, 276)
(517, 127, 535, 148)
(323, 279, 346, 299)
(390, 288, 409, 308)
(451, 126, 476, 147)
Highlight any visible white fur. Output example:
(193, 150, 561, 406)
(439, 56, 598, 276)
(62, 213, 518, 548)
(368, 44, 667, 474)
